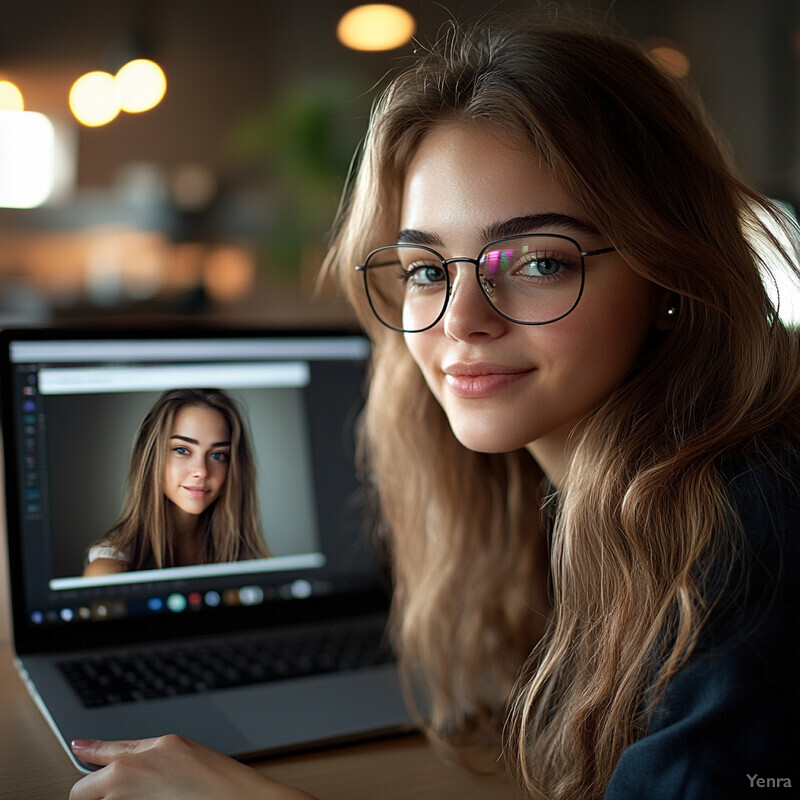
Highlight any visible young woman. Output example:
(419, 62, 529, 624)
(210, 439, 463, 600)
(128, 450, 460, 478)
(83, 388, 270, 577)
(70, 18, 800, 800)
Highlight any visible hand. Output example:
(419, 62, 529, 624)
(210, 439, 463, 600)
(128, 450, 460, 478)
(69, 735, 318, 800)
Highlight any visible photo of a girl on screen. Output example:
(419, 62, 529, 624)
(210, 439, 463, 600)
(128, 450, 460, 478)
(83, 388, 270, 577)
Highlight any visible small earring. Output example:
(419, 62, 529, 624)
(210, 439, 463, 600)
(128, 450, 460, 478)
(666, 307, 677, 316)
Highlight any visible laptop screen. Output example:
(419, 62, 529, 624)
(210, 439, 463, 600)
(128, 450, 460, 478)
(1, 328, 384, 654)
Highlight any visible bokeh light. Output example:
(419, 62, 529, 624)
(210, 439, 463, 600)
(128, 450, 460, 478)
(0, 80, 24, 111)
(115, 59, 167, 113)
(337, 4, 415, 52)
(648, 44, 691, 79)
(203, 245, 255, 303)
(171, 164, 217, 211)
(69, 71, 120, 127)
(0, 110, 55, 208)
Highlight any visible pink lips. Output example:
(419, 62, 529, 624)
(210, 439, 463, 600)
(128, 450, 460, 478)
(443, 362, 533, 398)
(182, 486, 210, 498)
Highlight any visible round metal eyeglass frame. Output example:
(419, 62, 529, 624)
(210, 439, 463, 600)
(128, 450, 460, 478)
(355, 232, 616, 333)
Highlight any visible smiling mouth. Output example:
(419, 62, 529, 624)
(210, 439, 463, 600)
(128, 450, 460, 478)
(443, 366, 534, 398)
(182, 486, 210, 497)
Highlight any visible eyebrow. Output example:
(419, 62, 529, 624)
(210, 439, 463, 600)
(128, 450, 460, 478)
(171, 435, 231, 448)
(397, 213, 602, 247)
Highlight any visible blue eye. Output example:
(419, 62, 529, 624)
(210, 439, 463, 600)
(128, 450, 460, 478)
(173, 446, 190, 455)
(407, 264, 446, 286)
(513, 246, 580, 280)
(211, 452, 229, 462)
(519, 257, 564, 277)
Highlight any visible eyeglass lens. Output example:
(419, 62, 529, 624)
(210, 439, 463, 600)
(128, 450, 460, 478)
(362, 234, 585, 332)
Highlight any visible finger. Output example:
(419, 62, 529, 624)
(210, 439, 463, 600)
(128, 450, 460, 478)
(71, 737, 159, 766)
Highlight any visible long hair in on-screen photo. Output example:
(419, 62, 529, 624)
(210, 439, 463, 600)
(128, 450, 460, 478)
(99, 388, 270, 570)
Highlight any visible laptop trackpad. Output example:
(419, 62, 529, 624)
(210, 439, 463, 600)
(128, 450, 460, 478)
(213, 668, 408, 755)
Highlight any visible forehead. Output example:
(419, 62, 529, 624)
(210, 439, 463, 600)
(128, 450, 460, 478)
(171, 404, 229, 436)
(400, 122, 578, 236)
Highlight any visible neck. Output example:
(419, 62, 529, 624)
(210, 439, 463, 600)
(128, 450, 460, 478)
(526, 420, 580, 490)
(167, 505, 203, 565)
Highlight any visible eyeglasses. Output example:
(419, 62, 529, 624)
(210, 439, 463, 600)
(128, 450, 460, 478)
(355, 232, 615, 333)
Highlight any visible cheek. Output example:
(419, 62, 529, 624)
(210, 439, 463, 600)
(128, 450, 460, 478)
(404, 332, 437, 384)
(164, 457, 186, 490)
(550, 288, 656, 386)
(212, 461, 230, 486)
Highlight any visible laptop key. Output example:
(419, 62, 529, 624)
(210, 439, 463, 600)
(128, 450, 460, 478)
(58, 621, 393, 708)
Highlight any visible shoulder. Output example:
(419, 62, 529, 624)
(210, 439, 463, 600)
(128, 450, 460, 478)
(721, 442, 800, 529)
(605, 443, 800, 799)
(83, 557, 127, 577)
(718, 443, 800, 599)
(84, 543, 129, 577)
(87, 543, 129, 564)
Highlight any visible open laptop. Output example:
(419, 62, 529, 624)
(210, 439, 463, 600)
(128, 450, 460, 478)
(0, 326, 411, 773)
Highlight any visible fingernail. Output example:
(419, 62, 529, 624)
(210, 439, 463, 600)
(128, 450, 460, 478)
(71, 739, 95, 751)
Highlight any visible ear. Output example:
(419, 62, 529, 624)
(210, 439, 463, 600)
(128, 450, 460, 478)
(654, 289, 680, 331)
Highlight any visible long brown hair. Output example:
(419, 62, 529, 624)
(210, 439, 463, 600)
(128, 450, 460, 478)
(98, 388, 270, 570)
(324, 16, 800, 800)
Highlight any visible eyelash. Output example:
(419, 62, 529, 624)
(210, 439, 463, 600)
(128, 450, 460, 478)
(171, 447, 229, 462)
(401, 263, 446, 288)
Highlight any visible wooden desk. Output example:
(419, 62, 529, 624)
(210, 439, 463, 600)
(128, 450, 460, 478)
(0, 543, 517, 800)
(0, 642, 519, 800)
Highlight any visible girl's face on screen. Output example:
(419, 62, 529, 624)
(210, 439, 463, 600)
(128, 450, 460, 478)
(401, 123, 665, 483)
(163, 404, 231, 518)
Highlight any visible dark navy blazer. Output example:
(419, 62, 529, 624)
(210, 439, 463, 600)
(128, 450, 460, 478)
(606, 448, 800, 798)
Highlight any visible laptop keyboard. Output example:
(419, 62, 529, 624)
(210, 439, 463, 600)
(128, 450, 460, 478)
(58, 619, 393, 709)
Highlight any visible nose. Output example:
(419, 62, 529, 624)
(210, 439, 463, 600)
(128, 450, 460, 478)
(442, 262, 506, 340)
(191, 456, 208, 478)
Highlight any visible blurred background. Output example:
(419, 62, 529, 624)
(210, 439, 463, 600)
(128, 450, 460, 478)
(0, 0, 798, 328)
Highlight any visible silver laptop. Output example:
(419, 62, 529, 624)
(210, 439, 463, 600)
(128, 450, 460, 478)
(1, 326, 410, 773)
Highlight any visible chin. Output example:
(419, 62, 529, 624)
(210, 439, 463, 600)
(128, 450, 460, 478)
(450, 425, 529, 455)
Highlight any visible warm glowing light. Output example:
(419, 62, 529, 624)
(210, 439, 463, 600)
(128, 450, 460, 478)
(337, 4, 415, 52)
(203, 246, 256, 302)
(648, 45, 691, 79)
(0, 80, 24, 111)
(69, 71, 120, 126)
(0, 110, 55, 208)
(115, 59, 167, 113)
